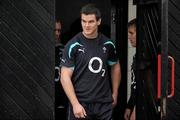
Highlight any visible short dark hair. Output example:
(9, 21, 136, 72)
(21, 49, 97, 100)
(128, 18, 136, 28)
(56, 19, 61, 23)
(80, 4, 101, 20)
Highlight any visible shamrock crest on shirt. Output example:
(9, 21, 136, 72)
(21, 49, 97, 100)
(102, 47, 107, 53)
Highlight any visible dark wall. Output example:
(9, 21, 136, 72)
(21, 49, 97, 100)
(167, 0, 180, 119)
(0, 0, 55, 119)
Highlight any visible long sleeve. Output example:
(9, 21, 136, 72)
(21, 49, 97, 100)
(127, 55, 136, 111)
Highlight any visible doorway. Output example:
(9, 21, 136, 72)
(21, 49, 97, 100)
(55, 0, 128, 119)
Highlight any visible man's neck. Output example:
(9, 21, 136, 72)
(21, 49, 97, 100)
(82, 32, 98, 39)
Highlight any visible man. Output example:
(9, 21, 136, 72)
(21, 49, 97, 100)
(60, 4, 121, 120)
(55, 19, 64, 82)
(124, 18, 136, 120)
(55, 20, 62, 45)
(54, 19, 67, 119)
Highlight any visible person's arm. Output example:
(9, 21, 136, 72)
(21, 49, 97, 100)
(125, 55, 136, 119)
(111, 61, 121, 107)
(126, 74, 136, 111)
(124, 94, 135, 120)
(60, 66, 86, 118)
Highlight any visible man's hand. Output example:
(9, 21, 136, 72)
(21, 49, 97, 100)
(73, 103, 87, 119)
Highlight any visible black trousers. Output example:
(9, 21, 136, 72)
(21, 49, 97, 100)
(67, 102, 113, 120)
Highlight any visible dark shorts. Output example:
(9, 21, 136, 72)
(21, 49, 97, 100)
(67, 102, 112, 120)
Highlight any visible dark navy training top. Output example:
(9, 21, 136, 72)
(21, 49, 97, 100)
(61, 32, 118, 103)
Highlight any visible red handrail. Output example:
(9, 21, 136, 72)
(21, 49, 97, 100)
(157, 54, 161, 99)
(167, 56, 175, 98)
(157, 55, 175, 99)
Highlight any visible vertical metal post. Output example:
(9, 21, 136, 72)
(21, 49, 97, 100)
(160, 0, 168, 119)
(111, 6, 116, 42)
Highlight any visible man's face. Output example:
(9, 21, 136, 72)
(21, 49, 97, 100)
(55, 22, 61, 43)
(128, 26, 136, 47)
(81, 14, 101, 38)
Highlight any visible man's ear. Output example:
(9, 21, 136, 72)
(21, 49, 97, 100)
(97, 18, 101, 25)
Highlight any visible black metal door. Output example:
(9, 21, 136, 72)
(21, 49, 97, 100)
(136, 0, 178, 119)
(167, 0, 180, 119)
(0, 0, 55, 119)
(136, 1, 160, 120)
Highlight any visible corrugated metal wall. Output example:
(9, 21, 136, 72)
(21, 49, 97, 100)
(0, 0, 55, 119)
(167, 0, 180, 119)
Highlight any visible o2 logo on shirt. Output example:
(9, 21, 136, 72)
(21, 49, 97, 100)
(88, 57, 105, 77)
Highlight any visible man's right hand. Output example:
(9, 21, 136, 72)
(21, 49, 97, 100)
(73, 103, 87, 119)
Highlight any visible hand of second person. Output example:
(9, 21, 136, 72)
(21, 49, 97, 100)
(124, 108, 131, 120)
(73, 103, 87, 119)
(130, 107, 136, 120)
